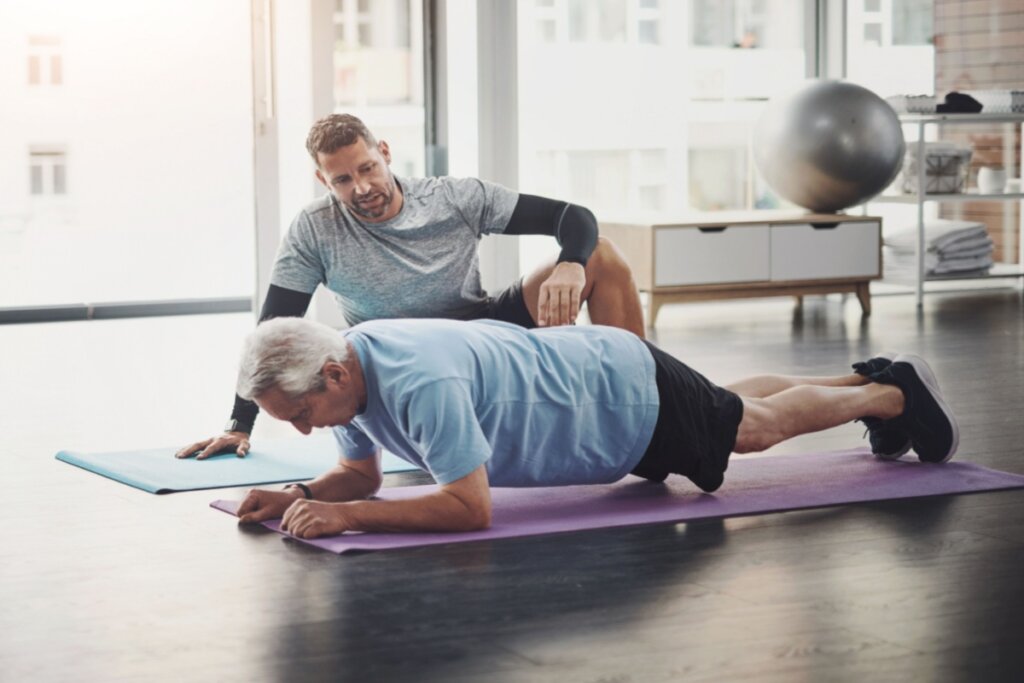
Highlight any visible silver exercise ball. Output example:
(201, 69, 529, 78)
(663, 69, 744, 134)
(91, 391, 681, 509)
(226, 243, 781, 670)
(754, 80, 905, 213)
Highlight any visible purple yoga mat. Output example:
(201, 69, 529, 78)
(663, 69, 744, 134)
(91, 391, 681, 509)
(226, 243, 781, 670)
(210, 447, 1024, 554)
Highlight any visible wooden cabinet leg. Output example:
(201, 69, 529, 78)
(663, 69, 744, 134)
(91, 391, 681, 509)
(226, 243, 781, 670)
(855, 282, 872, 316)
(648, 295, 662, 329)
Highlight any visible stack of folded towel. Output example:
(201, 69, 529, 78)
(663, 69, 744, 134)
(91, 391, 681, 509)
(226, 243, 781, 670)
(885, 219, 994, 277)
(886, 94, 939, 114)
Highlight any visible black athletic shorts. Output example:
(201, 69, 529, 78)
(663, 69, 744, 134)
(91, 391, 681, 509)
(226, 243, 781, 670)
(631, 341, 744, 493)
(478, 278, 538, 329)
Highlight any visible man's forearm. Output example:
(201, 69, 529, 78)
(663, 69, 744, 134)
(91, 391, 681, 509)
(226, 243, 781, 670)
(307, 462, 382, 502)
(337, 490, 490, 533)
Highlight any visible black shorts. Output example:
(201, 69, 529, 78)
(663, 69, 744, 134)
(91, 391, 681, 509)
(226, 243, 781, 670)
(477, 278, 538, 329)
(631, 341, 744, 492)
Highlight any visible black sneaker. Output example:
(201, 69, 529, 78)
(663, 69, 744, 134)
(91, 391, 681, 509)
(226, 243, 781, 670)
(870, 354, 959, 463)
(853, 352, 911, 460)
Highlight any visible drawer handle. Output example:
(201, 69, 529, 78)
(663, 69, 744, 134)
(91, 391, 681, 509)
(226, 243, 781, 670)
(810, 222, 840, 230)
(697, 226, 727, 233)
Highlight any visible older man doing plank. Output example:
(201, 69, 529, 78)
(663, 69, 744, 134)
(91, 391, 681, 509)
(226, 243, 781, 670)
(233, 318, 958, 539)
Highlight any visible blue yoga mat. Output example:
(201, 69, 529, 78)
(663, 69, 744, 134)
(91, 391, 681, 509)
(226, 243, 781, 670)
(55, 432, 416, 494)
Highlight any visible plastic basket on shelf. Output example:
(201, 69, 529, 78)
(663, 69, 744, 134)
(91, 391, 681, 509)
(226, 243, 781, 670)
(900, 142, 972, 194)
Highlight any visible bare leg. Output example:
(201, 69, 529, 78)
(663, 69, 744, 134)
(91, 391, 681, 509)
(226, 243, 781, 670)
(726, 372, 869, 398)
(521, 236, 646, 338)
(734, 383, 904, 454)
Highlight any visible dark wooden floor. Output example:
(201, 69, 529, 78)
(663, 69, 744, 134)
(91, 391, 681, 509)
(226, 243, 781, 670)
(2, 289, 1023, 682)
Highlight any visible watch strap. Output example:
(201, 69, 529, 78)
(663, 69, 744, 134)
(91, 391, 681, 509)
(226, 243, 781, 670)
(285, 482, 313, 500)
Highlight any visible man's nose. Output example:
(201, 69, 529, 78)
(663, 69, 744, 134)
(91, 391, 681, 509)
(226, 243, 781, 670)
(354, 177, 372, 196)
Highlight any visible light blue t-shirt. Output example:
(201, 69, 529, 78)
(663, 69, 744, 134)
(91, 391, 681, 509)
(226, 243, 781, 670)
(333, 319, 659, 487)
(270, 176, 519, 326)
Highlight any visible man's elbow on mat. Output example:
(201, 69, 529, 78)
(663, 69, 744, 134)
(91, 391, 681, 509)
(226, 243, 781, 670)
(442, 466, 492, 531)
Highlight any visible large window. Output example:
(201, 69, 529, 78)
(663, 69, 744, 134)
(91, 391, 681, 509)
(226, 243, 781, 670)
(0, 0, 255, 310)
(846, 0, 934, 98)
(516, 0, 807, 271)
(332, 0, 425, 178)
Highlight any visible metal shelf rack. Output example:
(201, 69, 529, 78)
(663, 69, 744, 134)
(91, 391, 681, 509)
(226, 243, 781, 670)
(864, 112, 1024, 305)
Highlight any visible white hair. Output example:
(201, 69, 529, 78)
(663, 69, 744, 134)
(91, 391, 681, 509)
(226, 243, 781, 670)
(236, 318, 350, 401)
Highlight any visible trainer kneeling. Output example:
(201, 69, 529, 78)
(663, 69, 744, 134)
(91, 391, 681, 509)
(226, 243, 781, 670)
(234, 318, 958, 538)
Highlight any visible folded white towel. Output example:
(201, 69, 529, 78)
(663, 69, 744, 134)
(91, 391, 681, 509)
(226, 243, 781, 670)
(886, 219, 989, 253)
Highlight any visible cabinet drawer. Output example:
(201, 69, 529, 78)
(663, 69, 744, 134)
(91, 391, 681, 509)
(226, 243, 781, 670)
(654, 225, 770, 286)
(770, 221, 880, 281)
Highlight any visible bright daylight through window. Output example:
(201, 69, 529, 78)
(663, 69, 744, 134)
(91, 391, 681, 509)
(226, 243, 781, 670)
(0, 0, 255, 309)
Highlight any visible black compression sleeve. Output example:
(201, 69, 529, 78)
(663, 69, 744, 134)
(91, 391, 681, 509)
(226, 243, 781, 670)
(258, 284, 314, 322)
(504, 194, 598, 267)
(229, 285, 315, 427)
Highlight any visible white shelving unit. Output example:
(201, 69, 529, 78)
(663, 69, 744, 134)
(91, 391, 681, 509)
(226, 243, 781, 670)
(866, 112, 1024, 306)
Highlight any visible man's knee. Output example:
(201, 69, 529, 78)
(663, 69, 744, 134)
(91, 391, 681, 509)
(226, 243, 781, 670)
(733, 399, 784, 453)
(588, 236, 633, 281)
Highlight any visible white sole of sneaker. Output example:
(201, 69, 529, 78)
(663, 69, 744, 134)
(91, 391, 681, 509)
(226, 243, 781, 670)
(893, 353, 960, 463)
(875, 439, 913, 461)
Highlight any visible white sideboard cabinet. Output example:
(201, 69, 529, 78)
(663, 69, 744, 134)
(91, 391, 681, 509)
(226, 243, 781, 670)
(600, 211, 882, 326)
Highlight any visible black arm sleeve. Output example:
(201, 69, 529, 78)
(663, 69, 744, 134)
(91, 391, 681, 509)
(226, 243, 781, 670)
(504, 194, 599, 267)
(229, 285, 315, 427)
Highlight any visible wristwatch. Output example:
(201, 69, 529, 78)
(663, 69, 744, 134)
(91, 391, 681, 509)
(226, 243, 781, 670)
(224, 419, 253, 435)
(284, 482, 314, 499)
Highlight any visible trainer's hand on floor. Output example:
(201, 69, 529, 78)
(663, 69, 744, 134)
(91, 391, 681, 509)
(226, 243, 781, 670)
(281, 500, 351, 539)
(175, 431, 251, 460)
(237, 488, 303, 524)
(537, 262, 585, 327)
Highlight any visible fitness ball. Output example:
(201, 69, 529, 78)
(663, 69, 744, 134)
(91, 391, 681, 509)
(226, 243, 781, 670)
(754, 80, 905, 213)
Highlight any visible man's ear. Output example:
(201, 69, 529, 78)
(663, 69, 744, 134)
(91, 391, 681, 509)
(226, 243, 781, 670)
(322, 361, 349, 387)
(378, 140, 391, 164)
(315, 167, 329, 189)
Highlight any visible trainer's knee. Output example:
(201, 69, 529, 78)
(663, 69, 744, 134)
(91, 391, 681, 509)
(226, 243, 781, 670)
(588, 236, 633, 281)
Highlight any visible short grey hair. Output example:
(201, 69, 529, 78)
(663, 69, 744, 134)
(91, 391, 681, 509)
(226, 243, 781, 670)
(236, 318, 350, 401)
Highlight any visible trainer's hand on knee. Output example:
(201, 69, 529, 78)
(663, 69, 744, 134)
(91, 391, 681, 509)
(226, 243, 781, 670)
(175, 431, 251, 460)
(537, 262, 584, 327)
(237, 488, 302, 524)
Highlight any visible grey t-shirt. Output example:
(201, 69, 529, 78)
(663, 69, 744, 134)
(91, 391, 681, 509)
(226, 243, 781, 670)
(270, 176, 519, 326)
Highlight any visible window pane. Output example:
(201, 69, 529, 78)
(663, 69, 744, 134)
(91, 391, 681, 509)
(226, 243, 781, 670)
(1, 1, 255, 307)
(27, 54, 40, 84)
(332, 0, 424, 177)
(52, 163, 66, 194)
(847, 1, 934, 97)
(538, 19, 556, 43)
(638, 20, 659, 45)
(893, 0, 932, 45)
(598, 0, 627, 42)
(358, 22, 372, 47)
(30, 165, 43, 194)
(569, 0, 588, 42)
(50, 54, 62, 84)
(517, 0, 807, 272)
(863, 23, 882, 45)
